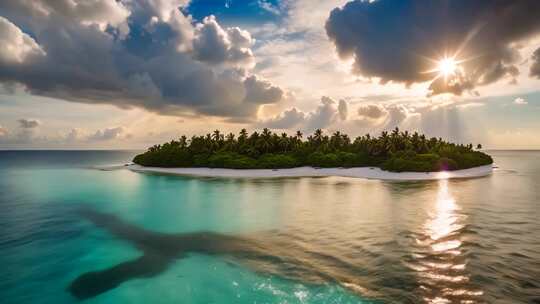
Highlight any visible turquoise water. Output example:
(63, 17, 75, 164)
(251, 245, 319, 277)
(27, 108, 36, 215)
(0, 151, 539, 303)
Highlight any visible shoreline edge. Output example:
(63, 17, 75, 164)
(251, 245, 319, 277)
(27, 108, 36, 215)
(123, 164, 494, 181)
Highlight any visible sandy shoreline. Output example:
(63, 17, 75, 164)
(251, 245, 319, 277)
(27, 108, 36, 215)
(123, 164, 493, 181)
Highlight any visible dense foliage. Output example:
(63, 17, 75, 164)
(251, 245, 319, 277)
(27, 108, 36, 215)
(133, 128, 493, 172)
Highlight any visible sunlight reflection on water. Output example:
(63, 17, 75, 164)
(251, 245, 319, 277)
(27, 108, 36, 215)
(417, 175, 483, 304)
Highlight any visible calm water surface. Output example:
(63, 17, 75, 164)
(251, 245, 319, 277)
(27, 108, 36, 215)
(0, 150, 539, 303)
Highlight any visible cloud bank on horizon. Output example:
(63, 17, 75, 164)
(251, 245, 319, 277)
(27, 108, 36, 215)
(0, 0, 539, 148)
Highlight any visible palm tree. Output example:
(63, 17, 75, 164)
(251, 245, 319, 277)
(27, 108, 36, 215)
(212, 130, 221, 141)
(257, 137, 272, 154)
(312, 129, 323, 149)
(279, 133, 290, 152)
(330, 131, 342, 150)
(261, 128, 272, 140)
(238, 129, 248, 143)
(314, 129, 323, 141)
(179, 135, 187, 148)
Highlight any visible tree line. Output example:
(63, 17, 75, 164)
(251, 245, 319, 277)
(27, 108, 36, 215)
(133, 127, 493, 172)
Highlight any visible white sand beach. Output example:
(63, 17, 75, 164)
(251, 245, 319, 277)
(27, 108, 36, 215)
(125, 164, 493, 181)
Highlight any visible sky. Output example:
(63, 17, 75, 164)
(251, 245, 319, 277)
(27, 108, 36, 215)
(0, 0, 539, 149)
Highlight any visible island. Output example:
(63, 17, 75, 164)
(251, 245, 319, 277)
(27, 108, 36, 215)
(132, 128, 493, 175)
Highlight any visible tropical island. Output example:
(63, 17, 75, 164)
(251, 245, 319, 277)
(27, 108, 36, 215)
(133, 128, 493, 173)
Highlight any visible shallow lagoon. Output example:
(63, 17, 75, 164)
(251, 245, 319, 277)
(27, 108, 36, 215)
(0, 150, 539, 303)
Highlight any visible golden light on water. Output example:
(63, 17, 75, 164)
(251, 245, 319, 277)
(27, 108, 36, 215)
(415, 176, 484, 303)
(427, 177, 461, 246)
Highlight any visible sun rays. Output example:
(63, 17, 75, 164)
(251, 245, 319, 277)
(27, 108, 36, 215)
(421, 53, 467, 83)
(437, 57, 458, 78)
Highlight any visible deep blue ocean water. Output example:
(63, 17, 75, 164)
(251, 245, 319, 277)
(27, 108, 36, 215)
(0, 150, 539, 303)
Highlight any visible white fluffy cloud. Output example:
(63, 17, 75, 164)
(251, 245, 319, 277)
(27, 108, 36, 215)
(260, 96, 349, 131)
(1, 0, 131, 36)
(135, 0, 190, 22)
(258, 107, 305, 129)
(357, 104, 388, 120)
(0, 118, 42, 144)
(355, 103, 414, 129)
(304, 96, 340, 131)
(0, 16, 45, 64)
(0, 0, 283, 120)
(514, 97, 528, 105)
(65, 128, 82, 143)
(88, 127, 125, 141)
(192, 15, 255, 66)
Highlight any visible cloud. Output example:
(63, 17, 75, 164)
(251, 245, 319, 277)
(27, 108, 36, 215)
(0, 0, 130, 33)
(0, 124, 8, 136)
(243, 75, 283, 104)
(326, 0, 540, 96)
(88, 127, 125, 141)
(259, 96, 346, 131)
(530, 47, 540, 79)
(259, 107, 305, 129)
(514, 97, 528, 105)
(338, 99, 348, 120)
(131, 0, 190, 23)
(357, 104, 387, 120)
(0, 1, 283, 119)
(59, 126, 129, 143)
(305, 96, 340, 131)
(65, 128, 82, 143)
(385, 105, 412, 128)
(0, 17, 45, 64)
(427, 69, 477, 97)
(17, 118, 40, 128)
(192, 15, 255, 66)
(0, 119, 42, 144)
(355, 103, 414, 129)
(258, 0, 281, 15)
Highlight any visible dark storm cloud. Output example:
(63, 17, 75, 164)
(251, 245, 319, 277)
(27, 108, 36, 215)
(531, 47, 540, 79)
(0, 0, 283, 119)
(326, 0, 540, 96)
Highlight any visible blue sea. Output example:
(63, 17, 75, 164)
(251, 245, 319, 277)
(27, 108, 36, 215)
(0, 150, 539, 303)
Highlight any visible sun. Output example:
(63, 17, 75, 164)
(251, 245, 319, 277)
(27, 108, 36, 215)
(438, 57, 458, 77)
(422, 54, 466, 82)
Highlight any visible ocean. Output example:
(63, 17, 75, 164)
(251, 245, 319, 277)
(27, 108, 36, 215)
(0, 150, 538, 303)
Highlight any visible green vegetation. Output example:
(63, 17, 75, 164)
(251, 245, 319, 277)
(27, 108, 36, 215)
(133, 128, 493, 172)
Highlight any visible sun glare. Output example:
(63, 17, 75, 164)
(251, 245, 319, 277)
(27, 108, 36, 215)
(422, 53, 468, 82)
(438, 58, 457, 77)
